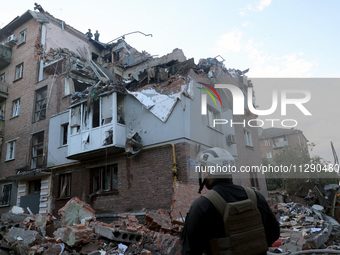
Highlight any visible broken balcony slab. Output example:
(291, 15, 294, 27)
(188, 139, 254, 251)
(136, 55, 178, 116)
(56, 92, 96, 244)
(58, 197, 96, 227)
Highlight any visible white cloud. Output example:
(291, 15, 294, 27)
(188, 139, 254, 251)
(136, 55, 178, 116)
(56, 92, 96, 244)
(214, 28, 243, 53)
(213, 29, 318, 77)
(256, 0, 272, 11)
(239, 0, 272, 16)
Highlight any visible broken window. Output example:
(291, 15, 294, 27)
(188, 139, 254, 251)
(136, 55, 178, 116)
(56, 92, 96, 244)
(61, 123, 69, 146)
(12, 99, 20, 117)
(34, 87, 47, 122)
(101, 94, 113, 125)
(91, 53, 99, 62)
(18, 29, 26, 45)
(70, 105, 81, 134)
(6, 140, 16, 161)
(43, 59, 63, 80)
(244, 130, 253, 147)
(92, 100, 100, 128)
(117, 94, 125, 125)
(15, 63, 23, 80)
(59, 173, 71, 198)
(91, 164, 118, 193)
(103, 52, 112, 63)
(28, 179, 41, 194)
(31, 131, 44, 169)
(113, 51, 120, 62)
(103, 129, 113, 146)
(82, 132, 90, 151)
(82, 104, 89, 130)
(0, 184, 11, 206)
(73, 80, 89, 93)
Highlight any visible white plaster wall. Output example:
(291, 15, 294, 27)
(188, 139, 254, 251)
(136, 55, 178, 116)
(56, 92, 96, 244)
(47, 111, 76, 167)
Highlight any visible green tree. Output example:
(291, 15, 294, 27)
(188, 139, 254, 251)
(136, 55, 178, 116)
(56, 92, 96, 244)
(265, 144, 339, 194)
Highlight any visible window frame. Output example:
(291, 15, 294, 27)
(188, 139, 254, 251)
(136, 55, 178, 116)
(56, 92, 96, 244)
(12, 98, 20, 117)
(59, 173, 72, 199)
(90, 164, 118, 194)
(18, 29, 27, 45)
(34, 86, 47, 122)
(5, 139, 17, 161)
(0, 184, 12, 206)
(207, 105, 221, 131)
(266, 152, 272, 159)
(244, 129, 253, 147)
(31, 131, 44, 169)
(60, 123, 69, 146)
(264, 139, 270, 146)
(14, 63, 24, 81)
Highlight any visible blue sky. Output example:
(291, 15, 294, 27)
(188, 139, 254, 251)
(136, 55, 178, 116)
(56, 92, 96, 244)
(1, 0, 339, 162)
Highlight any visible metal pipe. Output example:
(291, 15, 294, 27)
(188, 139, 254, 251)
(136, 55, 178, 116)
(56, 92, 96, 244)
(141, 143, 178, 182)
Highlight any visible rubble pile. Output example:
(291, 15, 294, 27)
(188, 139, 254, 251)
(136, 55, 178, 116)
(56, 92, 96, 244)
(0, 198, 182, 255)
(268, 184, 340, 253)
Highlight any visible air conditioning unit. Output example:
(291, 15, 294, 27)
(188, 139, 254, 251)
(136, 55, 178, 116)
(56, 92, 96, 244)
(7, 34, 16, 42)
(227, 134, 236, 145)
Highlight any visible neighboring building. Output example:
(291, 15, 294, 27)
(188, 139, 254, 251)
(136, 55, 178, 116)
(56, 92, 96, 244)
(0, 9, 100, 214)
(259, 127, 308, 162)
(0, 6, 267, 216)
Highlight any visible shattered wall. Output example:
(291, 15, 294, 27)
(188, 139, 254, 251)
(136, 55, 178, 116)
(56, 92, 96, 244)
(44, 18, 100, 60)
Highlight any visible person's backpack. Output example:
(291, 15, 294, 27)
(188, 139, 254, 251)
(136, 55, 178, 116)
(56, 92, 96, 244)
(203, 187, 268, 255)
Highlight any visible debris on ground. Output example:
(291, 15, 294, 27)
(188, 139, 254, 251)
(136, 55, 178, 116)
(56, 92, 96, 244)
(0, 197, 181, 254)
(268, 183, 340, 253)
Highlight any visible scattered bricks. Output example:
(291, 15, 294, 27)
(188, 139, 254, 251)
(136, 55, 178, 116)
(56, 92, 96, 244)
(119, 214, 128, 220)
(128, 215, 138, 224)
(150, 231, 180, 255)
(145, 211, 172, 233)
(53, 225, 92, 247)
(58, 197, 96, 227)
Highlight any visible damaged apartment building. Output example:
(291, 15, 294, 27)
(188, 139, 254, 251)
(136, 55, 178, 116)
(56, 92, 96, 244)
(0, 6, 267, 217)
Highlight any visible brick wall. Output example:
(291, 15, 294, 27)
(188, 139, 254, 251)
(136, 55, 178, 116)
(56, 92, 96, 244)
(52, 143, 194, 215)
(0, 18, 42, 176)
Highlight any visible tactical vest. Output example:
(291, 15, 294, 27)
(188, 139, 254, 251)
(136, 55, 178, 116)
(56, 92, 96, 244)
(203, 187, 268, 255)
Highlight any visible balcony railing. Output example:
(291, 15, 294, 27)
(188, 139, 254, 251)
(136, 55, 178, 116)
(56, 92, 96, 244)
(0, 119, 4, 136)
(0, 81, 8, 100)
(0, 44, 12, 69)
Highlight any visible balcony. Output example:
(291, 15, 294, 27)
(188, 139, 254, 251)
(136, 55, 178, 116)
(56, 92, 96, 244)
(0, 44, 12, 70)
(67, 92, 126, 160)
(0, 81, 8, 102)
(0, 119, 4, 136)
